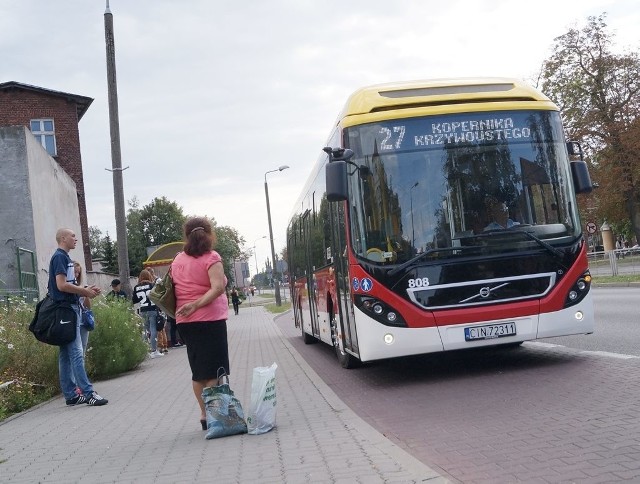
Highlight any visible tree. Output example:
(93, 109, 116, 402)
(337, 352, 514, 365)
(126, 197, 186, 276)
(88, 226, 104, 260)
(117, 196, 248, 283)
(539, 13, 640, 243)
(211, 221, 247, 286)
(101, 233, 118, 274)
(125, 198, 147, 278)
(138, 197, 185, 246)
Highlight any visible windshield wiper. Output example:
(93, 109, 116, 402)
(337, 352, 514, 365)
(474, 228, 565, 261)
(387, 246, 478, 276)
(387, 229, 568, 276)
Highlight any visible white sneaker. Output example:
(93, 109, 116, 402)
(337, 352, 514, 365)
(149, 351, 164, 358)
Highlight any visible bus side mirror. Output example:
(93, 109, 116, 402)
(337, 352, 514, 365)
(570, 160, 593, 194)
(326, 161, 348, 201)
(566, 141, 582, 157)
(324, 146, 354, 162)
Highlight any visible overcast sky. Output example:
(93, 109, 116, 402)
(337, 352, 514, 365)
(2, 0, 639, 274)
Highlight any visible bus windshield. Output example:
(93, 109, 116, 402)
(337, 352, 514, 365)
(344, 110, 580, 265)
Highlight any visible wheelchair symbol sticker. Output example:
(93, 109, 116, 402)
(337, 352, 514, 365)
(352, 278, 360, 291)
(360, 278, 373, 292)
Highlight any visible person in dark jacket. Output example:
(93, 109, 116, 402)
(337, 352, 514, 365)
(230, 287, 241, 315)
(107, 278, 127, 300)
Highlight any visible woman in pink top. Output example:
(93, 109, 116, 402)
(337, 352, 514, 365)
(171, 217, 229, 430)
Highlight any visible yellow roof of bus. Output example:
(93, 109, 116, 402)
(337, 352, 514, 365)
(338, 78, 558, 127)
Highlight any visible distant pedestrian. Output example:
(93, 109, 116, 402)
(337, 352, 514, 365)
(49, 228, 108, 406)
(231, 287, 241, 315)
(616, 237, 624, 259)
(132, 269, 164, 358)
(171, 217, 229, 431)
(147, 267, 163, 284)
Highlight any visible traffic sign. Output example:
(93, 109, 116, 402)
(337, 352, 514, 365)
(586, 222, 597, 234)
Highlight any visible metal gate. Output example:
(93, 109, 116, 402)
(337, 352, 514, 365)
(16, 247, 39, 301)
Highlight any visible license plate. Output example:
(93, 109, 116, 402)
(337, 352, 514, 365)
(465, 322, 516, 341)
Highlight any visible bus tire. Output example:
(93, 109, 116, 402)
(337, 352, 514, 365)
(302, 327, 316, 345)
(336, 345, 360, 369)
(330, 314, 360, 369)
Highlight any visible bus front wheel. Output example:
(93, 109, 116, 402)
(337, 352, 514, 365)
(331, 315, 360, 369)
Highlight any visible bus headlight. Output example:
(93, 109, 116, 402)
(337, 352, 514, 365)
(354, 295, 407, 327)
(564, 270, 591, 308)
(384, 333, 394, 345)
(575, 311, 584, 321)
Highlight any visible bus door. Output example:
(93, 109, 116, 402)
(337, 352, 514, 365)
(302, 210, 320, 338)
(331, 201, 359, 355)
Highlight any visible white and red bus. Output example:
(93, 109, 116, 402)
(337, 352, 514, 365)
(287, 78, 594, 368)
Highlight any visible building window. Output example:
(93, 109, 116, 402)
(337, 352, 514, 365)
(30, 119, 57, 156)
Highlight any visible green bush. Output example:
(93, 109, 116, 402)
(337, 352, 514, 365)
(0, 296, 147, 420)
(0, 379, 55, 420)
(0, 298, 59, 385)
(0, 298, 59, 420)
(84, 298, 148, 378)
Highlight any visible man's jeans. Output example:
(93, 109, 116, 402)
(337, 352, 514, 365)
(59, 304, 94, 399)
(79, 325, 89, 355)
(143, 310, 159, 352)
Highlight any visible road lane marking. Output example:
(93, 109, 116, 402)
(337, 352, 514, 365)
(580, 350, 639, 359)
(526, 342, 639, 359)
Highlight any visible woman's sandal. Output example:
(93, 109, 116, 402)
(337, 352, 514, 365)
(200, 419, 207, 430)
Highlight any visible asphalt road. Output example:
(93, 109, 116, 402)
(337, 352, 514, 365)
(546, 286, 640, 355)
(275, 286, 640, 483)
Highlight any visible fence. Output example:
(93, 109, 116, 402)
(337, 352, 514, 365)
(0, 290, 39, 310)
(587, 249, 640, 277)
(0, 248, 40, 309)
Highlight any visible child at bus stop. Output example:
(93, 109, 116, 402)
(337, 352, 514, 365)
(156, 313, 169, 354)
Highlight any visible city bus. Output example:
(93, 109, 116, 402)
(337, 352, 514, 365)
(286, 78, 593, 368)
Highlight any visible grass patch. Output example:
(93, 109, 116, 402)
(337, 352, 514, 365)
(265, 302, 292, 314)
(592, 274, 640, 284)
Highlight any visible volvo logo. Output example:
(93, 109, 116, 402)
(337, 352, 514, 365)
(461, 282, 510, 303)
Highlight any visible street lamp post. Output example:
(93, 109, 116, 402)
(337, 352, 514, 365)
(265, 165, 289, 306)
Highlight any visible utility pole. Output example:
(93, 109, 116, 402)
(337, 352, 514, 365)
(104, 0, 131, 295)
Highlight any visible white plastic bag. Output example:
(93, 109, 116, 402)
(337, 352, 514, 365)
(247, 362, 277, 435)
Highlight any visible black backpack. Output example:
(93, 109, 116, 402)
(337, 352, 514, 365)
(29, 296, 77, 346)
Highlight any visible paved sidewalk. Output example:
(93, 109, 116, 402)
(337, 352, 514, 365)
(0, 306, 448, 483)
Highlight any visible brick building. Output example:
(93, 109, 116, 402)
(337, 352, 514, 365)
(0, 81, 94, 268)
